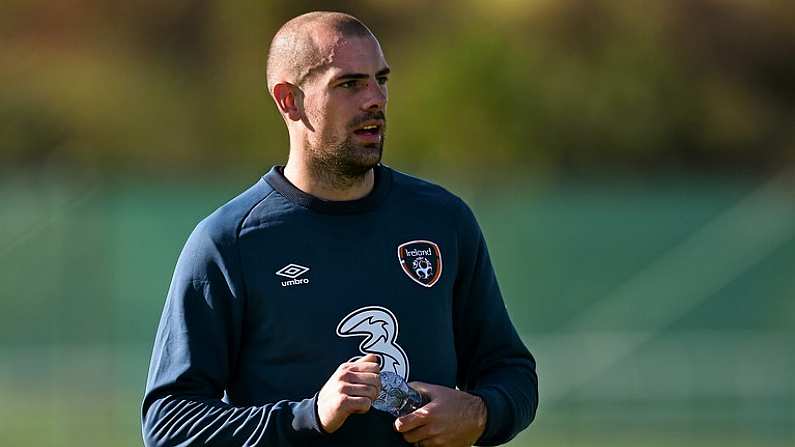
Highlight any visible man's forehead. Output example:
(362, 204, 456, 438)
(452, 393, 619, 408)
(320, 35, 387, 76)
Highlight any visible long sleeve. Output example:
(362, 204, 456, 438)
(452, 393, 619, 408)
(141, 220, 325, 447)
(451, 200, 539, 446)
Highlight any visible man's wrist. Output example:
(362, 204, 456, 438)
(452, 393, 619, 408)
(313, 392, 330, 434)
(470, 393, 488, 438)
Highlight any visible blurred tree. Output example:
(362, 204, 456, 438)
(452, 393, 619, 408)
(1, 0, 793, 177)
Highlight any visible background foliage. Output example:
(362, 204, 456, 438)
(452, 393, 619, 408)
(2, 0, 793, 175)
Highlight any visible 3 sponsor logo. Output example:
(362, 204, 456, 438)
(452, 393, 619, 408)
(337, 306, 409, 380)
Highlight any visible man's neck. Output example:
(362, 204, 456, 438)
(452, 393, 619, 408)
(283, 158, 375, 202)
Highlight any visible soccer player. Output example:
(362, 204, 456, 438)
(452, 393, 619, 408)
(142, 11, 538, 447)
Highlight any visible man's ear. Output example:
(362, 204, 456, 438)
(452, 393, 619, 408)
(273, 82, 303, 122)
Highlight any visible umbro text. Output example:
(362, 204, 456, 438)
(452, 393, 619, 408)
(281, 278, 310, 287)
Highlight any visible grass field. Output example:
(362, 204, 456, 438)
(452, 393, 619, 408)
(1, 172, 793, 445)
(2, 386, 792, 446)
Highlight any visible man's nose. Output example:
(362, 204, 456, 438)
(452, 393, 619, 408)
(362, 81, 387, 111)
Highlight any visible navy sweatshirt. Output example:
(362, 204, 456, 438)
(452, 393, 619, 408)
(142, 165, 538, 446)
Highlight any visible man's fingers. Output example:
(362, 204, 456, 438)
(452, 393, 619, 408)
(347, 361, 381, 373)
(407, 381, 435, 406)
(345, 354, 381, 374)
(354, 354, 380, 364)
(394, 407, 430, 433)
(340, 395, 373, 414)
(339, 370, 380, 388)
(407, 381, 434, 398)
(339, 383, 380, 400)
(401, 423, 438, 444)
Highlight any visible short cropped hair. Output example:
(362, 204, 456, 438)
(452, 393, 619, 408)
(266, 12, 374, 93)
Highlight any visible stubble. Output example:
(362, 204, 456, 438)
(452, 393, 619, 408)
(306, 116, 386, 190)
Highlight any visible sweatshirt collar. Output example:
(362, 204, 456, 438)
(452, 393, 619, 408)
(263, 164, 392, 215)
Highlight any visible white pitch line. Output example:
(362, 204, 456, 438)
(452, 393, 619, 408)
(537, 171, 795, 402)
(0, 184, 99, 258)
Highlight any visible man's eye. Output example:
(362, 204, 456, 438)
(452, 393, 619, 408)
(377, 77, 389, 85)
(340, 80, 357, 88)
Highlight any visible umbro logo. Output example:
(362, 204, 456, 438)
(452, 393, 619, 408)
(276, 263, 310, 287)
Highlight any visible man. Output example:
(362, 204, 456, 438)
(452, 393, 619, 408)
(142, 11, 538, 447)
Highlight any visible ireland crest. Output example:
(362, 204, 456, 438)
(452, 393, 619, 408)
(397, 240, 443, 288)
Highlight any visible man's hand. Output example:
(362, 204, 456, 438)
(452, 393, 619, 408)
(317, 354, 381, 433)
(394, 382, 487, 446)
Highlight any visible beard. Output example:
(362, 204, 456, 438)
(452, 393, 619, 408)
(306, 120, 385, 189)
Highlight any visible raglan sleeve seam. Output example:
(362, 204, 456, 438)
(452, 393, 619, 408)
(234, 189, 277, 306)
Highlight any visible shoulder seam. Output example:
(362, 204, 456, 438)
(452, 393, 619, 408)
(231, 186, 275, 314)
(237, 189, 277, 238)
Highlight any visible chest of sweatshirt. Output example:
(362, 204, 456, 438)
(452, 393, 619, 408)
(227, 198, 462, 406)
